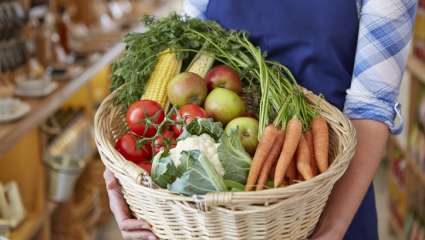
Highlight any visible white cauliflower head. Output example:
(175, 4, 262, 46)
(169, 134, 224, 176)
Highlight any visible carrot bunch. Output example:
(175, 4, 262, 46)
(245, 114, 329, 191)
(245, 63, 330, 191)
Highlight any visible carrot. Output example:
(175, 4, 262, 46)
(269, 162, 277, 179)
(297, 173, 304, 181)
(245, 125, 280, 191)
(256, 129, 285, 190)
(274, 116, 302, 187)
(287, 158, 296, 184)
(311, 116, 329, 173)
(296, 135, 314, 180)
(304, 131, 318, 176)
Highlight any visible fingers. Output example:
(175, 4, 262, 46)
(119, 219, 152, 232)
(122, 230, 157, 240)
(104, 169, 120, 190)
(104, 170, 157, 240)
(104, 170, 132, 222)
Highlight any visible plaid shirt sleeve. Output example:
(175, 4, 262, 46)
(344, 0, 417, 134)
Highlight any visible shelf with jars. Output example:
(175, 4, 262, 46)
(0, 0, 178, 239)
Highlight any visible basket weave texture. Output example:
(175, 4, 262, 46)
(94, 87, 357, 240)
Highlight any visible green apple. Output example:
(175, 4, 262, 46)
(225, 117, 259, 154)
(167, 72, 207, 106)
(204, 88, 245, 124)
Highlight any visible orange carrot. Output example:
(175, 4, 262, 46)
(296, 135, 314, 180)
(297, 173, 304, 181)
(269, 163, 277, 179)
(274, 116, 302, 187)
(245, 125, 280, 191)
(311, 116, 329, 173)
(256, 129, 285, 190)
(304, 131, 318, 176)
(287, 158, 296, 184)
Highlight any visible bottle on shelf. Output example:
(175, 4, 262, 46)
(34, 16, 53, 68)
(56, 5, 70, 54)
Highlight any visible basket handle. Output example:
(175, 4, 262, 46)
(194, 192, 234, 211)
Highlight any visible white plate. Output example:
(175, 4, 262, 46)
(0, 99, 31, 123)
(15, 82, 58, 98)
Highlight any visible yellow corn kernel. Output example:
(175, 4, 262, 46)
(142, 49, 182, 107)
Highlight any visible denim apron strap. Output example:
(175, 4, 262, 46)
(205, 1, 378, 239)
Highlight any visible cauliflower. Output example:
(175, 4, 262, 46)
(169, 134, 225, 176)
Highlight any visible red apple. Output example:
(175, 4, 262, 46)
(205, 65, 241, 93)
(167, 72, 207, 107)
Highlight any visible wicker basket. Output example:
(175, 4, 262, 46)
(94, 87, 357, 240)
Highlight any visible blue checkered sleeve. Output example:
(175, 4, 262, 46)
(344, 0, 417, 134)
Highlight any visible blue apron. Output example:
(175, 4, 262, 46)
(206, 1, 378, 239)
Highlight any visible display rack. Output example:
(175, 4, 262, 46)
(9, 203, 56, 240)
(0, 1, 181, 239)
(0, 27, 134, 155)
(387, 53, 425, 239)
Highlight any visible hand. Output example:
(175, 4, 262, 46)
(104, 170, 157, 240)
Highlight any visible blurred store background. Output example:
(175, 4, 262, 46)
(0, 0, 423, 239)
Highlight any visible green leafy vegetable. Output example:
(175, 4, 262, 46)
(224, 180, 245, 192)
(217, 129, 252, 184)
(266, 179, 274, 189)
(175, 150, 195, 175)
(178, 118, 223, 141)
(111, 13, 317, 135)
(168, 150, 227, 195)
(111, 14, 257, 106)
(151, 151, 177, 188)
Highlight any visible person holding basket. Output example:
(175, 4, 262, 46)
(104, 0, 417, 239)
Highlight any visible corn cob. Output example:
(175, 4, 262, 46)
(141, 49, 182, 107)
(186, 51, 215, 78)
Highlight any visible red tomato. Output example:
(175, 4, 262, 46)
(137, 161, 152, 173)
(170, 104, 208, 136)
(154, 129, 177, 153)
(179, 104, 208, 124)
(171, 114, 183, 136)
(126, 100, 165, 137)
(115, 133, 152, 163)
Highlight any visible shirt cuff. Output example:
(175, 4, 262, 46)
(343, 95, 403, 134)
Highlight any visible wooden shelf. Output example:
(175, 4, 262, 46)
(0, 0, 181, 156)
(0, 22, 149, 156)
(407, 156, 425, 185)
(407, 55, 425, 85)
(9, 203, 56, 240)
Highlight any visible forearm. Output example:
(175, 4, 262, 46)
(312, 119, 389, 239)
